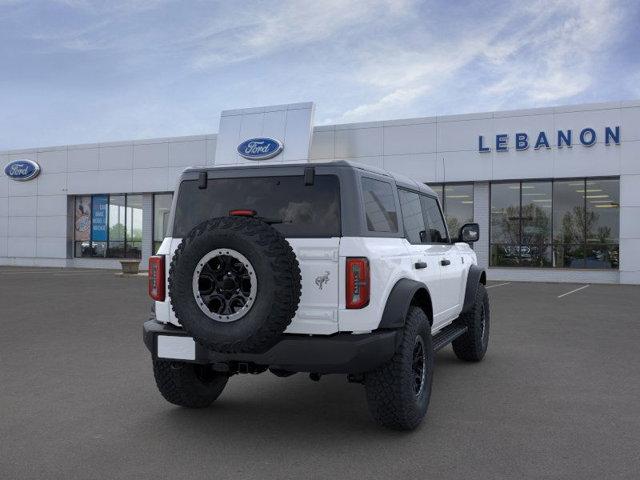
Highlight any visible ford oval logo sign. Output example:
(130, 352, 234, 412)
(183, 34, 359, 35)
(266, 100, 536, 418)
(237, 137, 283, 160)
(4, 159, 41, 181)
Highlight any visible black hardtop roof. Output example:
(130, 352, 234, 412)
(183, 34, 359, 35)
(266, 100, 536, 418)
(182, 160, 437, 197)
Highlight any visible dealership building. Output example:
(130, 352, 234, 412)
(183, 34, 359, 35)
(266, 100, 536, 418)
(1, 100, 639, 284)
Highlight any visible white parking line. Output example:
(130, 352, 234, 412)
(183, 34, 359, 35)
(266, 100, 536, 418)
(486, 282, 511, 289)
(557, 284, 590, 298)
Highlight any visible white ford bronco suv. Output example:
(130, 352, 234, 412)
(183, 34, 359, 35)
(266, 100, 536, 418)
(144, 161, 489, 430)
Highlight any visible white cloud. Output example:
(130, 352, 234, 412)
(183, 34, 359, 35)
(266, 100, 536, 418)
(191, 0, 415, 70)
(335, 0, 625, 122)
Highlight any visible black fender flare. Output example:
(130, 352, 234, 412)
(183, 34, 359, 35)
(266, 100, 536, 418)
(378, 279, 432, 330)
(461, 265, 487, 314)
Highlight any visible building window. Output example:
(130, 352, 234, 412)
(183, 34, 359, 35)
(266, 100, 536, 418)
(429, 183, 474, 236)
(490, 178, 619, 269)
(153, 193, 173, 253)
(73, 193, 144, 259)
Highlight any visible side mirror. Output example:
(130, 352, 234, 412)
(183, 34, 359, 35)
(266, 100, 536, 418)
(458, 223, 480, 243)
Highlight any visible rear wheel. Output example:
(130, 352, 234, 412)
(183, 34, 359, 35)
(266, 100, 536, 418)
(153, 360, 228, 408)
(364, 307, 433, 430)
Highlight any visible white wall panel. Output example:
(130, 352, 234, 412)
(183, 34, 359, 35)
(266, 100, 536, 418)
(8, 196, 37, 217)
(37, 173, 67, 195)
(133, 168, 169, 192)
(169, 140, 206, 167)
(438, 151, 491, 182)
(492, 145, 554, 181)
(335, 127, 382, 158)
(281, 106, 314, 163)
(133, 142, 169, 169)
(99, 144, 133, 170)
(67, 171, 106, 195)
(206, 138, 217, 165)
(0, 198, 7, 217)
(8, 216, 37, 237)
(37, 215, 67, 237)
(383, 153, 437, 182)
(36, 149, 67, 173)
(620, 174, 640, 206)
(309, 130, 334, 160)
(97, 169, 133, 193)
(7, 237, 36, 257)
(619, 238, 640, 272)
(0, 175, 7, 197)
(438, 118, 494, 152)
(620, 107, 640, 142)
(553, 142, 621, 178)
(8, 178, 37, 196)
(0, 215, 7, 236)
(620, 206, 640, 238)
(37, 195, 68, 217)
(383, 123, 436, 155)
(214, 113, 243, 165)
(36, 237, 67, 258)
(620, 140, 640, 175)
(0, 236, 6, 257)
(68, 147, 99, 172)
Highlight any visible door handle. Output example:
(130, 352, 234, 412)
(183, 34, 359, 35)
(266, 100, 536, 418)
(440, 259, 451, 266)
(414, 262, 427, 269)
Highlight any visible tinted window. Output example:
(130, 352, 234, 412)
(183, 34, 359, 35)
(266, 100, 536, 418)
(173, 175, 340, 238)
(420, 195, 448, 243)
(520, 181, 552, 267)
(398, 189, 426, 244)
(361, 178, 398, 233)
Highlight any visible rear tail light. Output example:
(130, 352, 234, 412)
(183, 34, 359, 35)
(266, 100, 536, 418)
(346, 257, 369, 309)
(149, 255, 165, 301)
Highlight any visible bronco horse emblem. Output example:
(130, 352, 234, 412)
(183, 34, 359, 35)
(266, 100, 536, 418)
(315, 271, 330, 290)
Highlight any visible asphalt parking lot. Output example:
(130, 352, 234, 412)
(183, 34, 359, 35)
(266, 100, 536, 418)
(1, 268, 639, 479)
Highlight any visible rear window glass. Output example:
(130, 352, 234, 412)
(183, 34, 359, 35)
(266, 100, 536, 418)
(172, 175, 341, 238)
(361, 177, 398, 233)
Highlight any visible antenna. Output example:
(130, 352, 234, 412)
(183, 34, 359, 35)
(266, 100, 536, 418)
(442, 157, 446, 184)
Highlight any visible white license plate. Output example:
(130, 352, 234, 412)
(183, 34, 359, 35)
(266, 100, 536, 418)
(157, 335, 196, 360)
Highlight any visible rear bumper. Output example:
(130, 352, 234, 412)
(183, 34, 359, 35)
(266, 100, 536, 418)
(143, 320, 399, 374)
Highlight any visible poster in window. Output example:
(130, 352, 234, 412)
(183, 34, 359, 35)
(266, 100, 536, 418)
(74, 196, 91, 241)
(91, 195, 108, 242)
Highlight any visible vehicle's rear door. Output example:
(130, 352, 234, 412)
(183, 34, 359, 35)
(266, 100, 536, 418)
(285, 237, 340, 335)
(397, 189, 445, 324)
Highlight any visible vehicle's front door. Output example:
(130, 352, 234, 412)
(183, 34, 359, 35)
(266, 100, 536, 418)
(420, 195, 465, 327)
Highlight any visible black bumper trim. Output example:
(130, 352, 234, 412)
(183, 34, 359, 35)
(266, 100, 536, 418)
(143, 320, 399, 374)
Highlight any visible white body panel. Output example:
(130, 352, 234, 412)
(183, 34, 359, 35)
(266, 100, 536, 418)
(155, 235, 477, 335)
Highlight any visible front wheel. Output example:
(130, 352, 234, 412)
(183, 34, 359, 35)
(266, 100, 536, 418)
(364, 307, 434, 430)
(452, 283, 490, 362)
(153, 360, 228, 408)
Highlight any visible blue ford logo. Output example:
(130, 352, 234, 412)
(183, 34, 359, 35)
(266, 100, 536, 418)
(237, 137, 283, 160)
(4, 159, 41, 181)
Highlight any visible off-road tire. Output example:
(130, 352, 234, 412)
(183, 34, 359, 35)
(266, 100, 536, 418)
(169, 216, 301, 353)
(452, 283, 490, 362)
(153, 360, 228, 408)
(364, 307, 433, 431)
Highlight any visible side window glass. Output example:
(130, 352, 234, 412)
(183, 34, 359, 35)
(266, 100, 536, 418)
(361, 178, 398, 233)
(420, 195, 449, 243)
(398, 189, 427, 244)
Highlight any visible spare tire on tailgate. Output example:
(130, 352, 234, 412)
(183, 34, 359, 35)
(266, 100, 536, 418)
(168, 216, 301, 353)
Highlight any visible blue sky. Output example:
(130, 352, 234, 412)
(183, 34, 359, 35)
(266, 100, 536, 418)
(1, 0, 639, 150)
